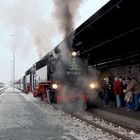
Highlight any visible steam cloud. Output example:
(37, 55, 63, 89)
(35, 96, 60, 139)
(53, 0, 84, 38)
(0, 0, 56, 58)
(0, 0, 84, 58)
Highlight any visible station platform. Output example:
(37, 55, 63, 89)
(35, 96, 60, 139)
(92, 98, 140, 129)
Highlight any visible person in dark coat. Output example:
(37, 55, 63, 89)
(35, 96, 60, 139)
(108, 76, 115, 102)
(100, 78, 109, 106)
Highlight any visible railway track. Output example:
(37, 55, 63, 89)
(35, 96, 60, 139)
(53, 106, 140, 140)
(91, 110, 140, 134)
(0, 87, 7, 95)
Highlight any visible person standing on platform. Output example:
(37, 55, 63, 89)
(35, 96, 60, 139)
(119, 76, 125, 106)
(100, 78, 109, 107)
(113, 77, 122, 108)
(124, 78, 140, 111)
(124, 81, 134, 111)
(108, 76, 115, 102)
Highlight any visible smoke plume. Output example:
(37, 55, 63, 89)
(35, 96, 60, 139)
(53, 0, 84, 38)
(0, 0, 56, 58)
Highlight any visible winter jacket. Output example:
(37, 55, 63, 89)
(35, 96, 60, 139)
(101, 80, 108, 93)
(124, 84, 133, 103)
(113, 80, 123, 95)
(126, 79, 140, 94)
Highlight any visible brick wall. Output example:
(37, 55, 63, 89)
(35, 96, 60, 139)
(101, 64, 140, 82)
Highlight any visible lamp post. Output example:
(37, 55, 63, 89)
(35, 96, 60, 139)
(13, 51, 15, 93)
(10, 34, 15, 93)
(10, 60, 13, 88)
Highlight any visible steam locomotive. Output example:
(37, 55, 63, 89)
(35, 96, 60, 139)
(15, 38, 98, 110)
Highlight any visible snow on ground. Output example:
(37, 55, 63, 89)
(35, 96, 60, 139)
(2, 88, 139, 139)
(19, 90, 117, 140)
(77, 112, 140, 140)
(20, 91, 41, 102)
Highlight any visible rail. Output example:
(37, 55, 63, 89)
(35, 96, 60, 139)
(53, 106, 140, 140)
(91, 111, 140, 134)
(0, 87, 7, 95)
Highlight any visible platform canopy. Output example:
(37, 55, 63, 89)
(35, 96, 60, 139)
(73, 0, 140, 69)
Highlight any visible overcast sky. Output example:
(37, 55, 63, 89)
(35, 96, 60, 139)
(0, 0, 109, 83)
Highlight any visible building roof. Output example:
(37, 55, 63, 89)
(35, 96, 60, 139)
(73, 0, 140, 69)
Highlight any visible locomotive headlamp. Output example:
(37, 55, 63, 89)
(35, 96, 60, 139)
(52, 83, 58, 89)
(71, 51, 77, 57)
(89, 83, 95, 89)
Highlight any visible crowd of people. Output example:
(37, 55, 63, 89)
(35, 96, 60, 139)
(99, 76, 140, 111)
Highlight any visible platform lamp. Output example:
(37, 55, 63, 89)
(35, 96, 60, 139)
(10, 34, 15, 93)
